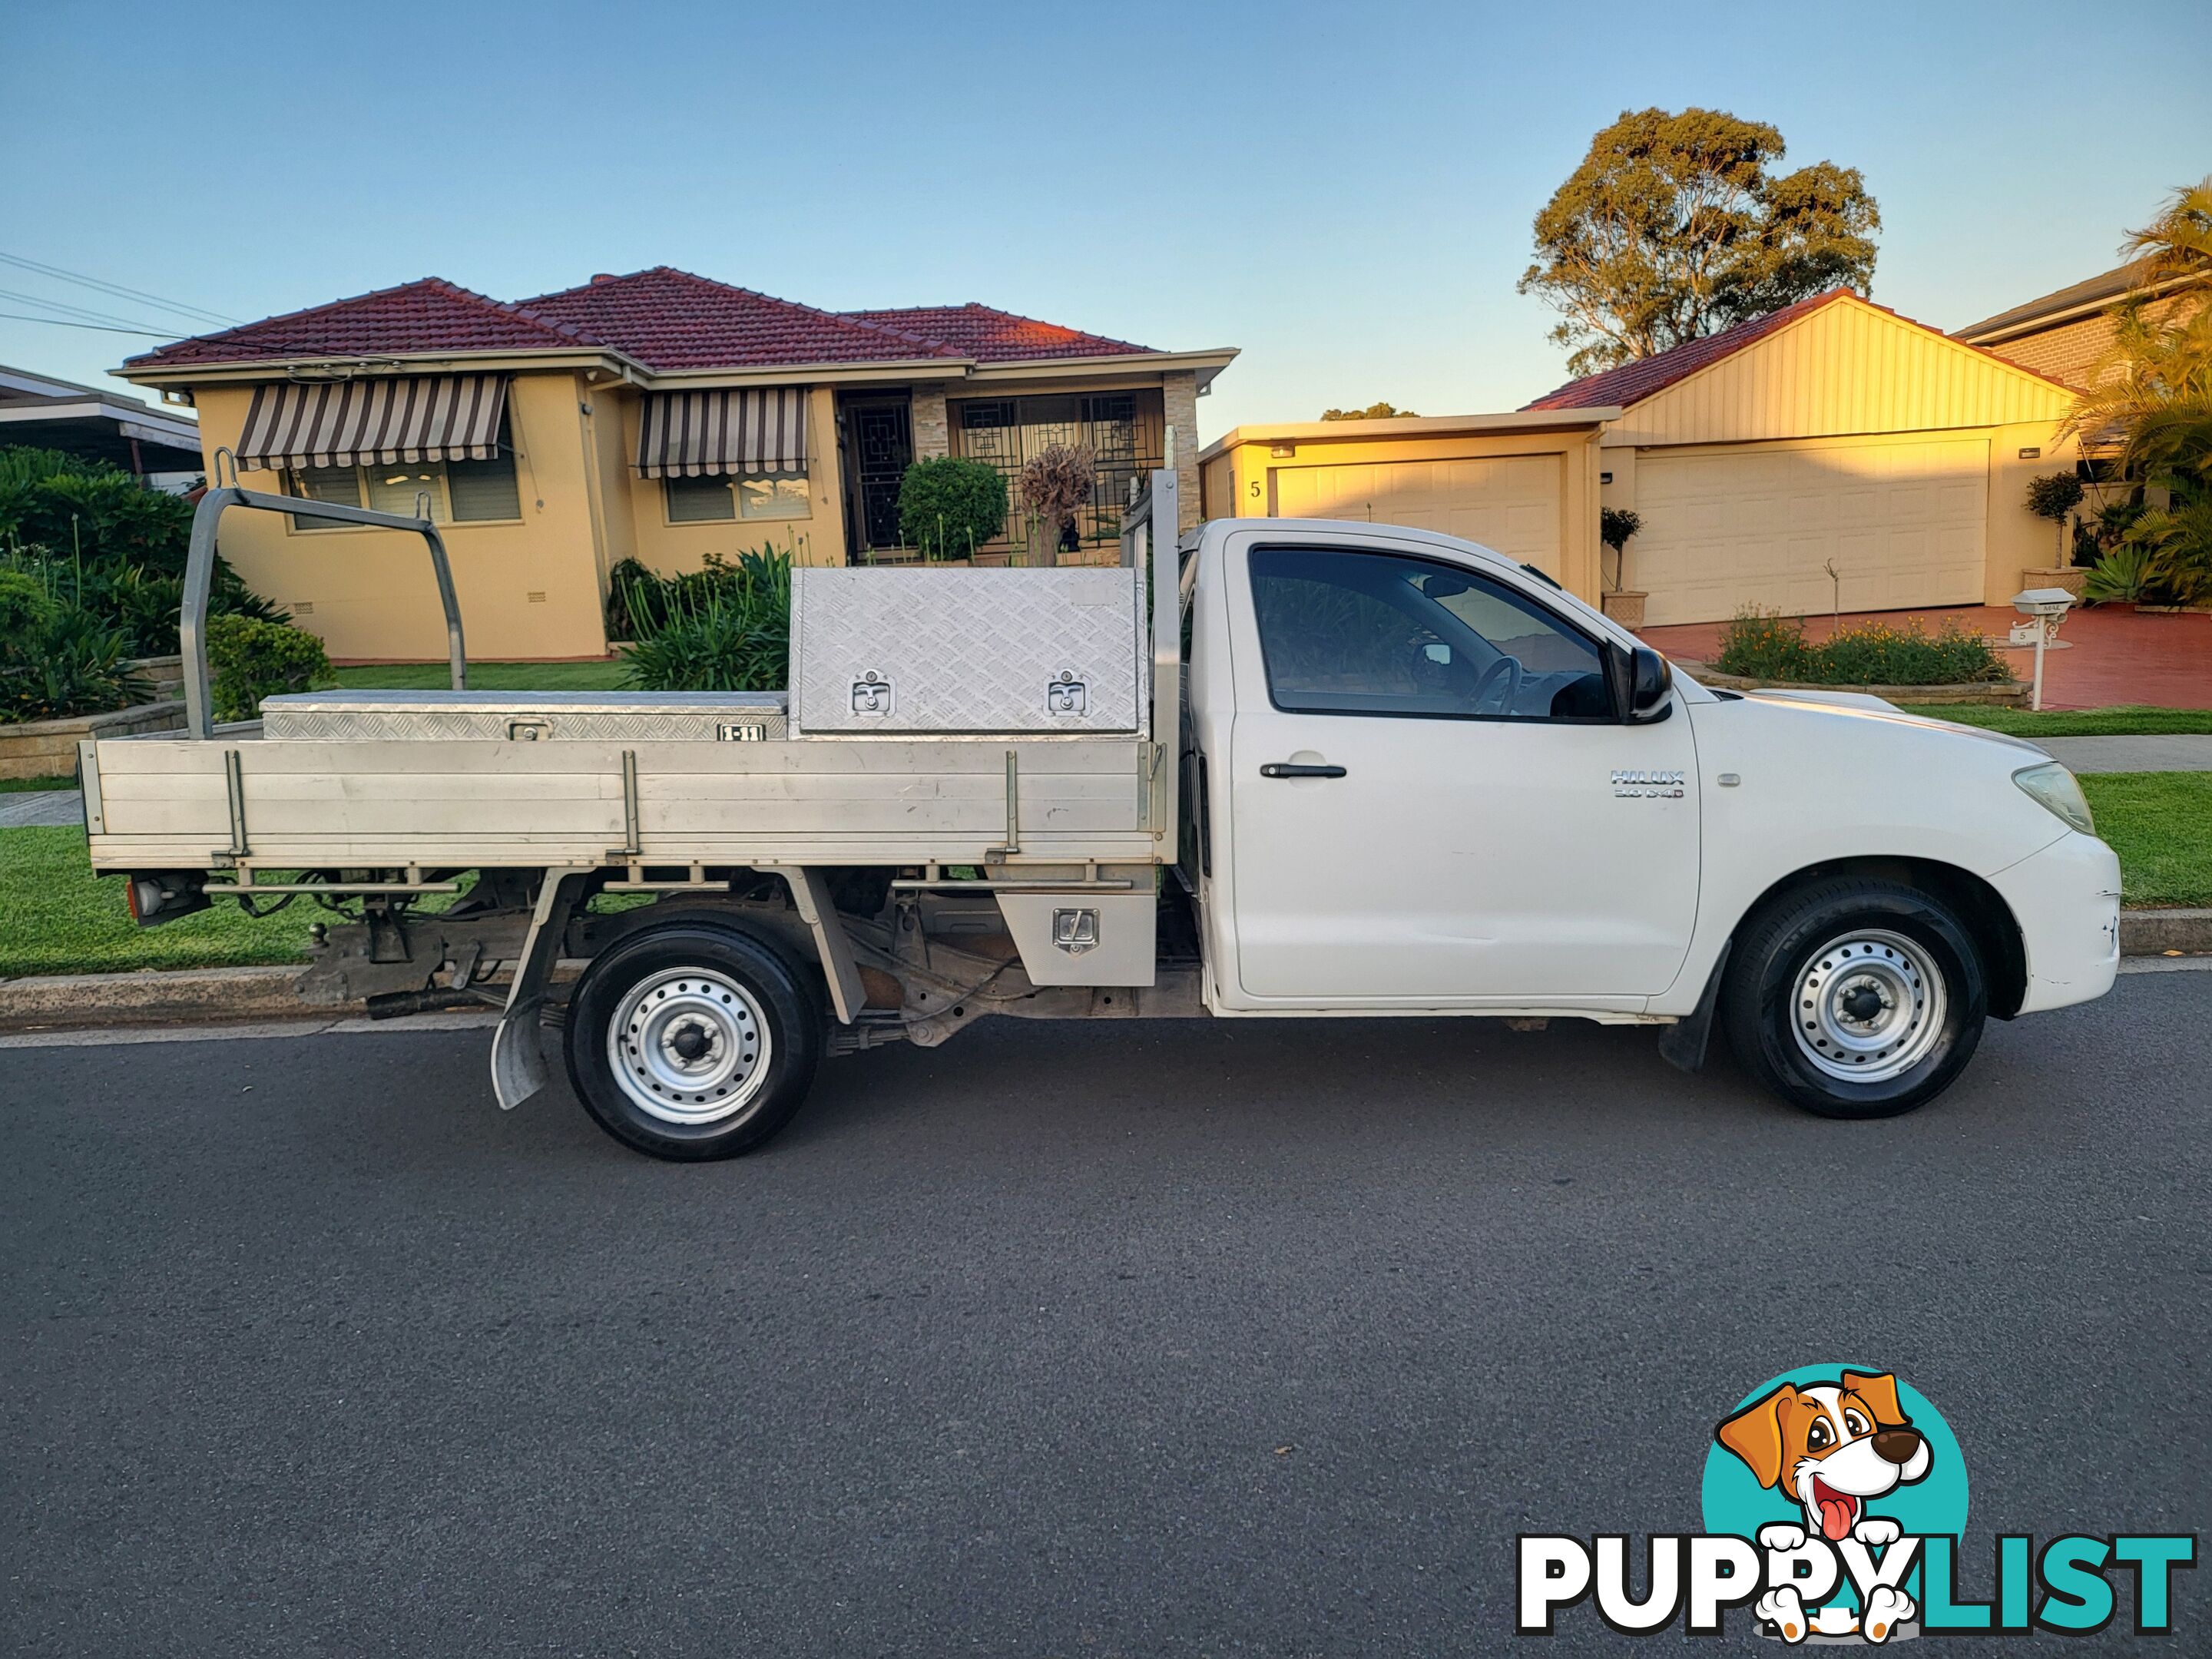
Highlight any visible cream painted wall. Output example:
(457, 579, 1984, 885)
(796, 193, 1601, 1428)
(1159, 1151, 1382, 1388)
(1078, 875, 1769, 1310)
(618, 384, 846, 575)
(1204, 428, 1606, 603)
(197, 373, 611, 661)
(1608, 295, 2075, 449)
(1984, 421, 2083, 604)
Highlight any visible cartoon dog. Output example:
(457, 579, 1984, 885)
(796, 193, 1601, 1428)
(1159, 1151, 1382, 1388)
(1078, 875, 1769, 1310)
(1716, 1370, 1932, 1644)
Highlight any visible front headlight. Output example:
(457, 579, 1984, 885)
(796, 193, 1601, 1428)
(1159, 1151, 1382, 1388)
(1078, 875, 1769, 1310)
(2014, 762, 2094, 836)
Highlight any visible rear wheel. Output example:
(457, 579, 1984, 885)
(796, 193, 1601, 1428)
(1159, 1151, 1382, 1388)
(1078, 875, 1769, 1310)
(1722, 879, 1987, 1119)
(565, 922, 822, 1159)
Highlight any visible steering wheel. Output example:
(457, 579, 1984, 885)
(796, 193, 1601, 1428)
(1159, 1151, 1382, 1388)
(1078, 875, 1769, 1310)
(1469, 655, 1523, 714)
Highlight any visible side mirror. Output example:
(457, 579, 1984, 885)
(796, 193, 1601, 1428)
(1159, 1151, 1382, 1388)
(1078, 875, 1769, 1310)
(1611, 644, 1673, 724)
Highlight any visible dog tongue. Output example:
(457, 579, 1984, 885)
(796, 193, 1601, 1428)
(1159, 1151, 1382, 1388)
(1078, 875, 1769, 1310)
(1818, 1495, 1855, 1541)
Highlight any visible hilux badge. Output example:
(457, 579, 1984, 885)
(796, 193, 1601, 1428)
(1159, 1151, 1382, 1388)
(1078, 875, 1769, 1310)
(1612, 769, 1686, 799)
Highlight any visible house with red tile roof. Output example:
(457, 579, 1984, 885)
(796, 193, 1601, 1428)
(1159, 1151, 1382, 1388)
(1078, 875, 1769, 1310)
(118, 270, 1234, 660)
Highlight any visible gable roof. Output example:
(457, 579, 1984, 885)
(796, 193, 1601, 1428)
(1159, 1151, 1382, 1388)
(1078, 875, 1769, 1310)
(841, 303, 1154, 361)
(1522, 287, 2071, 413)
(123, 277, 596, 370)
(518, 267, 959, 371)
(1521, 290, 1847, 411)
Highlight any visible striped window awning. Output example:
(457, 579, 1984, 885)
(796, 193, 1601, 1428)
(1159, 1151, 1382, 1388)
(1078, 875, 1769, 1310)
(636, 386, 809, 478)
(234, 375, 508, 472)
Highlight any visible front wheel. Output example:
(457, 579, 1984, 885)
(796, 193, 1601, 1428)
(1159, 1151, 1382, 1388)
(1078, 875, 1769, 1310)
(1721, 879, 1987, 1120)
(565, 922, 823, 1159)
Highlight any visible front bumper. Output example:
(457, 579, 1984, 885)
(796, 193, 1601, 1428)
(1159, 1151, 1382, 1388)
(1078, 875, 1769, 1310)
(1988, 831, 2123, 1015)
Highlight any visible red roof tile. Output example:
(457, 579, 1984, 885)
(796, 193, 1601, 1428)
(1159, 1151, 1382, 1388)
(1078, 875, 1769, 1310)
(123, 269, 1171, 377)
(841, 303, 1154, 361)
(517, 267, 961, 370)
(1521, 290, 1849, 411)
(124, 278, 595, 369)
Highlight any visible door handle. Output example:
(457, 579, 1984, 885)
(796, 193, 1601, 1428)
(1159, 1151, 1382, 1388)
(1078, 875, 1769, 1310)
(1260, 762, 1347, 779)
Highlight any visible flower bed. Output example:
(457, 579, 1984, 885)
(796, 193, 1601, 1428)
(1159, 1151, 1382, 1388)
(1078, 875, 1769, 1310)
(1714, 609, 2015, 687)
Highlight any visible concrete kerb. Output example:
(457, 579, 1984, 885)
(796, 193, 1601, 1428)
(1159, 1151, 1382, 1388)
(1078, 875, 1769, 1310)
(6, 925, 2207, 1035)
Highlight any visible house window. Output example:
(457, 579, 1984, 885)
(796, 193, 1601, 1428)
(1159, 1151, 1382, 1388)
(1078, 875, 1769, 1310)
(664, 472, 809, 523)
(287, 432, 521, 531)
(664, 475, 737, 522)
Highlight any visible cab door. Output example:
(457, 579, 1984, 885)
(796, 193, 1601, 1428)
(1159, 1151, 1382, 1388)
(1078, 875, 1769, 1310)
(1220, 540, 1699, 1005)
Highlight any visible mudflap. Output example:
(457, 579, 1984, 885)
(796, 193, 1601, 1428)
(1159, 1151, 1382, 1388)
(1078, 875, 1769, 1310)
(1657, 941, 1730, 1075)
(491, 869, 589, 1111)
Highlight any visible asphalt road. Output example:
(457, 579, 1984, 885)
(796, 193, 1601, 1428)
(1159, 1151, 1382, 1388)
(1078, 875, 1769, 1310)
(5, 972, 2206, 1656)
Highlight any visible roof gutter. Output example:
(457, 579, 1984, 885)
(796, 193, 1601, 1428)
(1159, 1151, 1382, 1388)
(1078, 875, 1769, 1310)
(1197, 405, 1621, 464)
(116, 346, 649, 392)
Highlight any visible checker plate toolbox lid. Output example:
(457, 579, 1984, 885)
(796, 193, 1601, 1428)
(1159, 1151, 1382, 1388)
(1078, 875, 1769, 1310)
(790, 566, 1147, 737)
(259, 689, 789, 742)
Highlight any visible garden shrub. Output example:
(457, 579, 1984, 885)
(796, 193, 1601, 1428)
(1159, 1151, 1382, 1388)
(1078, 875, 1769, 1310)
(621, 549, 792, 692)
(0, 446, 196, 574)
(1714, 608, 2012, 686)
(0, 578, 148, 724)
(605, 548, 790, 641)
(206, 614, 333, 723)
(896, 457, 1008, 560)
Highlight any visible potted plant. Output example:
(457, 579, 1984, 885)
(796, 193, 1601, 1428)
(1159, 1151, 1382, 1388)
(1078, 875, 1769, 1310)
(2023, 471, 2088, 598)
(1598, 507, 1645, 628)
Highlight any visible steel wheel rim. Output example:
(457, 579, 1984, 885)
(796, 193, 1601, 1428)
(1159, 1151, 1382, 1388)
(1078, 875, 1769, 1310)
(1790, 929, 1948, 1084)
(607, 967, 771, 1125)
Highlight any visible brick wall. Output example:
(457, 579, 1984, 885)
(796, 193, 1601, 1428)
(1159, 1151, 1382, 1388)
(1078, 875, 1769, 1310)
(1163, 370, 1200, 533)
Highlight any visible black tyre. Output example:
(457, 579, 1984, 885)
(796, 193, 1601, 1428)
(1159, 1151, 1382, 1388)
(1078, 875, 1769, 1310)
(564, 922, 823, 1160)
(1720, 878, 1987, 1120)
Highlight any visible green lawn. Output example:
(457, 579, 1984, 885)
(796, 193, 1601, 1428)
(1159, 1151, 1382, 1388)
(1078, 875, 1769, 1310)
(2080, 772, 2212, 909)
(0, 827, 318, 977)
(1897, 704, 2212, 737)
(0, 830, 644, 979)
(1, 774, 78, 792)
(333, 659, 628, 691)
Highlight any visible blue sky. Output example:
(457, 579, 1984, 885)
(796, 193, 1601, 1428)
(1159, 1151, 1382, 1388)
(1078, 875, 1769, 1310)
(4, 0, 2207, 439)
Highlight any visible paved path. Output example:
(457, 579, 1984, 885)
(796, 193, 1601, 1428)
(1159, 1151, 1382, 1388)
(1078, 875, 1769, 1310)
(4, 976, 2204, 1654)
(0, 788, 81, 828)
(2033, 733, 2212, 772)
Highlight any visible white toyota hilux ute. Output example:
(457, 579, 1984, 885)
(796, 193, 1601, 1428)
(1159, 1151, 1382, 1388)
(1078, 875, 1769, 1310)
(84, 476, 2122, 1159)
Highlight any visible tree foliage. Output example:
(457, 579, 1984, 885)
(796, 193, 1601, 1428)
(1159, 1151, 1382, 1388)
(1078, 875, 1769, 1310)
(2123, 176, 2212, 293)
(1319, 402, 1419, 421)
(1519, 108, 1881, 377)
(1019, 442, 1095, 557)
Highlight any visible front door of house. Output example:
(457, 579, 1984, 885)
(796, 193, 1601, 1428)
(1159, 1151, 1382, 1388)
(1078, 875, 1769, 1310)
(843, 397, 913, 553)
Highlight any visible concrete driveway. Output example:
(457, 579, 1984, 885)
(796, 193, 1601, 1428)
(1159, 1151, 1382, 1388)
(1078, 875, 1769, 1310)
(4, 970, 2204, 1654)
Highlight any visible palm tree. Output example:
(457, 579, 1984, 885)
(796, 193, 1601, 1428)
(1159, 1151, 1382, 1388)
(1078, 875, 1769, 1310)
(2122, 176, 2212, 291)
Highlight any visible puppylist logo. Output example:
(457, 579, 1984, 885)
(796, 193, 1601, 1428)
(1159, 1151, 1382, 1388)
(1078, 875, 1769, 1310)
(1518, 1364, 2195, 1643)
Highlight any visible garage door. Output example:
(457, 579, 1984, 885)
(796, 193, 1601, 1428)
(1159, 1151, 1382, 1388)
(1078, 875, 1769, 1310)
(1632, 437, 1988, 626)
(1271, 454, 1563, 575)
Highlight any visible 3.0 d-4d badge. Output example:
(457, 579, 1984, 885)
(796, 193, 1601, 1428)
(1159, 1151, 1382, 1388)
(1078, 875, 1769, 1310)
(1613, 769, 1687, 799)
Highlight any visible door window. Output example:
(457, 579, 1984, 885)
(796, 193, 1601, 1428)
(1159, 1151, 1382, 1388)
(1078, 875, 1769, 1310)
(1248, 546, 1611, 720)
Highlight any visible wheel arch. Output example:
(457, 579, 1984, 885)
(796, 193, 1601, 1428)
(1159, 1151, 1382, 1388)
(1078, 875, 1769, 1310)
(1730, 856, 2028, 1021)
